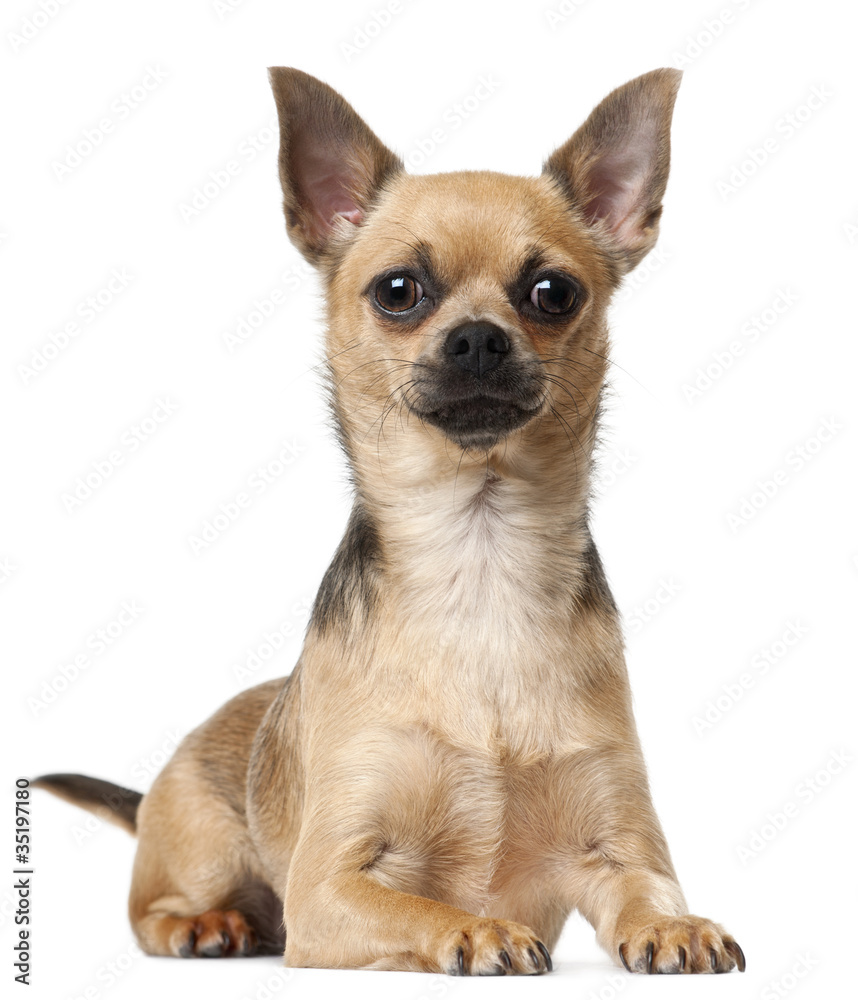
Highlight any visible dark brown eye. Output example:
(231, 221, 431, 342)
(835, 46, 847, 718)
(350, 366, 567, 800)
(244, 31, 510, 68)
(530, 276, 577, 314)
(375, 275, 424, 313)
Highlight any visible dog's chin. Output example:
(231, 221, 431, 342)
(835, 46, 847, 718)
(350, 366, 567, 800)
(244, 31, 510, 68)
(408, 395, 542, 450)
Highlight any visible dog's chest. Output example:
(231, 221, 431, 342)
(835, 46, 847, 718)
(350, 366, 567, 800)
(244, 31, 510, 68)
(375, 479, 590, 757)
(390, 477, 569, 654)
(364, 721, 553, 915)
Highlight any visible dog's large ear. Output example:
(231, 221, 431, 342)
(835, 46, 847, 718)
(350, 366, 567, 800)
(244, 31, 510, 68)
(268, 68, 402, 263)
(544, 68, 682, 272)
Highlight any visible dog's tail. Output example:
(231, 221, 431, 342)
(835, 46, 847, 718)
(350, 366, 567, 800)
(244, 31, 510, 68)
(32, 773, 142, 835)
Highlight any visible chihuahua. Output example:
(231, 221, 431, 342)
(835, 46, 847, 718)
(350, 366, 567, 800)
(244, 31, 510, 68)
(36, 67, 745, 976)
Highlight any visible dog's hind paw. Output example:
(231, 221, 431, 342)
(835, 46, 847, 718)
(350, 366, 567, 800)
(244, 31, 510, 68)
(171, 909, 257, 958)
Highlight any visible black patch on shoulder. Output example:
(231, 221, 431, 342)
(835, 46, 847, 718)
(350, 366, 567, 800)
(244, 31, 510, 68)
(311, 502, 380, 634)
(578, 534, 618, 615)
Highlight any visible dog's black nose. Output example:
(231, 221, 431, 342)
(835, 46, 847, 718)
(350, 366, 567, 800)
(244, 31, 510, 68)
(445, 322, 510, 379)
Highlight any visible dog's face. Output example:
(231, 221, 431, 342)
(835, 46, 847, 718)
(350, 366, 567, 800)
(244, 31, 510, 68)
(269, 69, 680, 461)
(326, 169, 617, 452)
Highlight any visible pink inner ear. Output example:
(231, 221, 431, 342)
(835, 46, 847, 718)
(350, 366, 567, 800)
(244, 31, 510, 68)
(585, 125, 659, 237)
(336, 207, 363, 225)
(304, 170, 364, 233)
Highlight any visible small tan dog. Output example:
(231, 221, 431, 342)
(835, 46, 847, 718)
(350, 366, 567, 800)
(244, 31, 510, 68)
(37, 67, 745, 976)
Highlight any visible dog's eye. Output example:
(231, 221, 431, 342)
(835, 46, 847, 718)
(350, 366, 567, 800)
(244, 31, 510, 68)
(530, 276, 577, 314)
(375, 275, 424, 313)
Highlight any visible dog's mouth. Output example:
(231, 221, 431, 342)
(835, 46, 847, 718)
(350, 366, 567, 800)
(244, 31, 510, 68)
(406, 387, 544, 448)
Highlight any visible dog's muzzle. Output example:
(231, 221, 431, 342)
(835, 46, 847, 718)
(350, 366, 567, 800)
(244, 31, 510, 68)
(406, 322, 544, 448)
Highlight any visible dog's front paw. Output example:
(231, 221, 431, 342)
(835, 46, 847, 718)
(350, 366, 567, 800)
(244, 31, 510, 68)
(618, 915, 744, 974)
(439, 918, 552, 976)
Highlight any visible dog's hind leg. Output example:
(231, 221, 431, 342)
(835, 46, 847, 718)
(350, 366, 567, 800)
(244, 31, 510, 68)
(128, 681, 287, 957)
(128, 753, 284, 957)
(37, 680, 287, 958)
(130, 824, 282, 957)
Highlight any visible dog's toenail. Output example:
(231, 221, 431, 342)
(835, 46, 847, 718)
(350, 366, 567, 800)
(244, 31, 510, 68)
(726, 940, 746, 972)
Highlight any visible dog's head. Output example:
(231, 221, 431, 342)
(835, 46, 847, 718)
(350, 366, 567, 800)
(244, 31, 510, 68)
(269, 68, 680, 463)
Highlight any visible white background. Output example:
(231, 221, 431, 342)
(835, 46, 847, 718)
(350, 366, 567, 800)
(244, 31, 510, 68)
(2, 0, 856, 998)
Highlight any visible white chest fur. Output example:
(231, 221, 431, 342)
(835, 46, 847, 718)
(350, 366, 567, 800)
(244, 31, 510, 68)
(368, 468, 595, 755)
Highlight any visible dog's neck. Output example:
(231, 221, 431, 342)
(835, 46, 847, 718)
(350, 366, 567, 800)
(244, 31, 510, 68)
(352, 418, 597, 614)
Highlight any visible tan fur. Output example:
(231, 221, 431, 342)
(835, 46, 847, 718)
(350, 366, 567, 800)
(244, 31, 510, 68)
(35, 68, 744, 976)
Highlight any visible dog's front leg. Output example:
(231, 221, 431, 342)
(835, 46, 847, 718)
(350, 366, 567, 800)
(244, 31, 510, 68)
(283, 822, 551, 975)
(550, 745, 745, 974)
